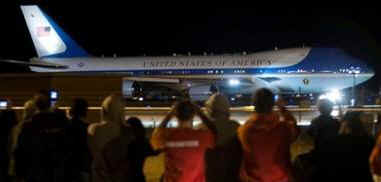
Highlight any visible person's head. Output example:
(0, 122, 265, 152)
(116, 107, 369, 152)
(339, 111, 368, 136)
(317, 99, 334, 116)
(126, 117, 146, 139)
(253, 88, 275, 114)
(38, 89, 50, 98)
(34, 94, 51, 112)
(174, 100, 196, 123)
(101, 94, 124, 124)
(205, 93, 230, 120)
(70, 98, 88, 119)
(23, 99, 37, 121)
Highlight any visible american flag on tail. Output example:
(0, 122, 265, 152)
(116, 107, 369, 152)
(37, 26, 51, 37)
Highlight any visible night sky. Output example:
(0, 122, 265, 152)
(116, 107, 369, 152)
(1, 2, 381, 90)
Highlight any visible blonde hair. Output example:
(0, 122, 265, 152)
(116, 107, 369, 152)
(101, 95, 125, 124)
(23, 99, 37, 121)
(205, 93, 230, 119)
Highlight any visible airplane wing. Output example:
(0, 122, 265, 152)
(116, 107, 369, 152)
(0, 59, 68, 69)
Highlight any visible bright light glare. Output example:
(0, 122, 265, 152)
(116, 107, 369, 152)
(139, 97, 144, 101)
(50, 91, 58, 99)
(331, 110, 339, 117)
(39, 37, 62, 54)
(351, 99, 356, 106)
(319, 89, 342, 103)
(229, 79, 240, 86)
(0, 102, 7, 107)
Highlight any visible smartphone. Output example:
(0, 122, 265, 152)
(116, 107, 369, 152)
(274, 94, 279, 101)
(50, 90, 59, 101)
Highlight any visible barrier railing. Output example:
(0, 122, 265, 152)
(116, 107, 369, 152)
(4, 105, 381, 129)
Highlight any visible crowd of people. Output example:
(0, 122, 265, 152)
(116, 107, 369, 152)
(1, 88, 381, 182)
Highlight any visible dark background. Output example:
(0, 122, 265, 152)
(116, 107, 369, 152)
(1, 2, 381, 91)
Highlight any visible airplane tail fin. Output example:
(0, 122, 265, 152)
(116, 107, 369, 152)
(20, 5, 89, 58)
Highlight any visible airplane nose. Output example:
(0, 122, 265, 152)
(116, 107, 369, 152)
(369, 68, 375, 78)
(358, 62, 375, 81)
(361, 62, 375, 77)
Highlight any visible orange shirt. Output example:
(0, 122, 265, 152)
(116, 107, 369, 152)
(370, 133, 381, 175)
(151, 128, 215, 182)
(238, 112, 298, 182)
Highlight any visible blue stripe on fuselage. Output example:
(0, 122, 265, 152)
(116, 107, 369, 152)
(282, 48, 373, 73)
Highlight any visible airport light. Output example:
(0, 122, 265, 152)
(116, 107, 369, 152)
(319, 89, 342, 103)
(229, 79, 240, 86)
(350, 99, 356, 107)
(139, 97, 144, 101)
(49, 90, 59, 101)
(331, 109, 339, 117)
(0, 101, 7, 108)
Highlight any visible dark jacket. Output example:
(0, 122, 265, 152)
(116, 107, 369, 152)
(308, 115, 340, 148)
(205, 135, 242, 182)
(67, 118, 92, 175)
(0, 110, 17, 181)
(127, 138, 159, 182)
(313, 135, 375, 182)
(15, 111, 71, 182)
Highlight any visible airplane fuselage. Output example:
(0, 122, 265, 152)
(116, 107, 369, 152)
(31, 47, 374, 93)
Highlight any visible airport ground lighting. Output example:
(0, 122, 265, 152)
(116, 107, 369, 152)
(319, 89, 343, 104)
(0, 101, 7, 108)
(229, 79, 240, 86)
(348, 69, 360, 106)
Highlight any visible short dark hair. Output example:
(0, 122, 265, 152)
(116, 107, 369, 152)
(127, 117, 145, 139)
(317, 99, 333, 115)
(38, 89, 50, 98)
(70, 98, 88, 118)
(253, 88, 275, 113)
(34, 94, 50, 111)
(341, 111, 368, 136)
(175, 100, 196, 122)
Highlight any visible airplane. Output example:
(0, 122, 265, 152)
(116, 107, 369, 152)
(1, 5, 375, 101)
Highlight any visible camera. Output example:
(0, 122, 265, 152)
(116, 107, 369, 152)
(0, 100, 8, 108)
(49, 90, 59, 101)
(274, 94, 279, 101)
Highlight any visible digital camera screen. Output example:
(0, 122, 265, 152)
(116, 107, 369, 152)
(0, 101, 7, 107)
(50, 91, 58, 100)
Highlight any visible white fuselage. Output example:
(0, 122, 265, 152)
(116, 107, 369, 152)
(29, 47, 374, 93)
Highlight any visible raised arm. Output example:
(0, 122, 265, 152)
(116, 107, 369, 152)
(193, 103, 217, 136)
(277, 98, 300, 140)
(158, 106, 176, 128)
(151, 106, 176, 150)
(370, 135, 381, 175)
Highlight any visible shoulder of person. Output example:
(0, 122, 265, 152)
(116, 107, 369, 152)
(20, 121, 34, 131)
(229, 119, 240, 125)
(227, 120, 241, 130)
(194, 123, 208, 130)
(87, 121, 106, 136)
(311, 115, 322, 122)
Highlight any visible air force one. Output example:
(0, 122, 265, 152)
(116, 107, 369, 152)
(1, 5, 375, 100)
